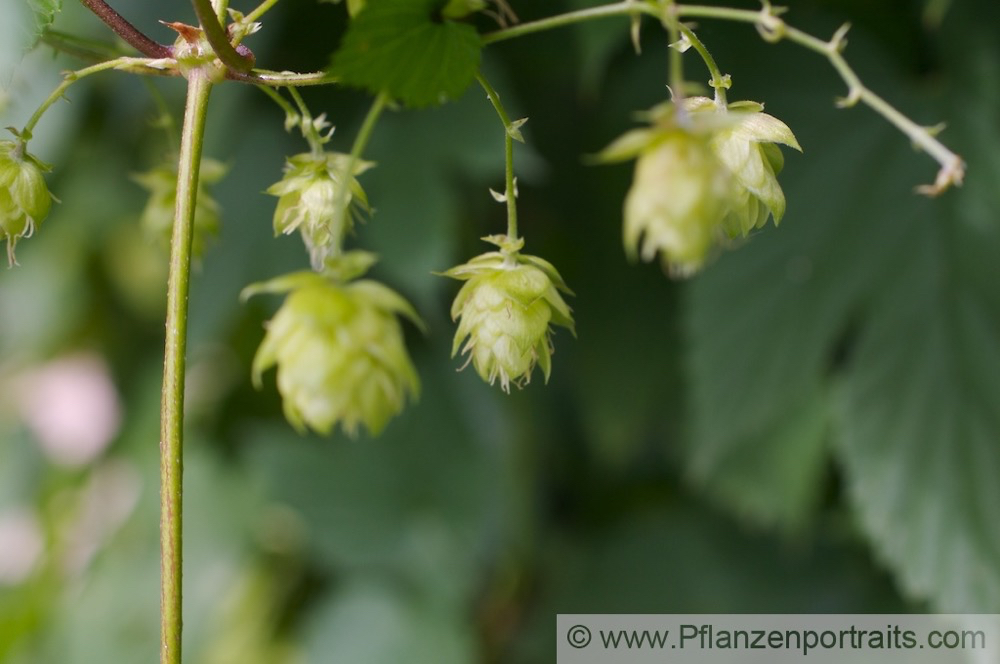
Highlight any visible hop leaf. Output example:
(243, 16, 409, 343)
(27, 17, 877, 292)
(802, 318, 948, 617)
(441, 235, 574, 392)
(267, 152, 374, 269)
(0, 140, 53, 265)
(132, 157, 226, 258)
(329, 0, 482, 108)
(243, 254, 422, 437)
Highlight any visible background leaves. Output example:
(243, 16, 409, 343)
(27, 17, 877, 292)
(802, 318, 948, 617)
(329, 0, 482, 107)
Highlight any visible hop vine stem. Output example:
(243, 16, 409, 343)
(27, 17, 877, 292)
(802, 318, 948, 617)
(160, 69, 213, 664)
(476, 73, 520, 241)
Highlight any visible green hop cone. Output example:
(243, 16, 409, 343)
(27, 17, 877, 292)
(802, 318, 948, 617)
(267, 152, 374, 270)
(243, 252, 422, 437)
(0, 140, 53, 265)
(132, 157, 226, 258)
(625, 129, 733, 276)
(698, 98, 802, 237)
(441, 235, 574, 392)
(596, 97, 799, 276)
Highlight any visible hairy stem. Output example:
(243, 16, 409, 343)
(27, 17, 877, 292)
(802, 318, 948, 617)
(287, 87, 326, 154)
(160, 70, 213, 664)
(476, 73, 520, 241)
(214, 0, 230, 23)
(663, 2, 685, 104)
(328, 92, 389, 256)
(78, 0, 172, 58)
(21, 58, 166, 141)
(676, 23, 727, 106)
(482, 0, 659, 44)
(675, 3, 964, 193)
(257, 85, 299, 129)
(481, 0, 963, 193)
(228, 69, 336, 86)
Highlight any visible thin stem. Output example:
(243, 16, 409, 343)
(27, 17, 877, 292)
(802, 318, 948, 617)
(329, 92, 390, 256)
(214, 0, 230, 23)
(663, 2, 685, 104)
(190, 0, 254, 72)
(287, 87, 311, 121)
(226, 69, 336, 86)
(482, 0, 660, 45)
(78, 0, 172, 58)
(287, 87, 325, 154)
(676, 23, 727, 106)
(20, 58, 166, 140)
(245, 0, 282, 24)
(502, 122, 516, 240)
(257, 85, 298, 126)
(160, 69, 213, 664)
(676, 3, 965, 193)
(476, 73, 519, 241)
(40, 30, 126, 62)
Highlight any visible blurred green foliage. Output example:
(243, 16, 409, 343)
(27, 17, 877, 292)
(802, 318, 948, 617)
(1, 0, 999, 661)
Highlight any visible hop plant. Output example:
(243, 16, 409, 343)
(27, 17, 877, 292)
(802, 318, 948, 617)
(441, 235, 574, 392)
(243, 252, 422, 437)
(267, 151, 374, 270)
(0, 140, 53, 265)
(133, 157, 226, 258)
(597, 97, 799, 276)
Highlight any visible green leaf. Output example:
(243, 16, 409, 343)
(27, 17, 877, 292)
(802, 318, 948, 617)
(834, 18, 1000, 612)
(329, 0, 482, 108)
(682, 18, 1000, 610)
(26, 0, 62, 46)
(303, 580, 475, 664)
(682, 113, 900, 530)
(836, 221, 1000, 611)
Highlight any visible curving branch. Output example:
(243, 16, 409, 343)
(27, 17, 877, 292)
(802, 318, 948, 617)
(78, 0, 172, 59)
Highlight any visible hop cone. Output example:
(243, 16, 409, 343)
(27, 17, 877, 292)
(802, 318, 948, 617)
(701, 99, 802, 237)
(267, 152, 374, 269)
(132, 157, 226, 258)
(597, 97, 799, 276)
(441, 235, 574, 392)
(243, 254, 422, 437)
(1, 140, 53, 265)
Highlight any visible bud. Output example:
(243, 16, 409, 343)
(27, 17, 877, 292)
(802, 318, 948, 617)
(242, 252, 422, 437)
(132, 158, 226, 258)
(441, 235, 574, 392)
(0, 140, 53, 265)
(267, 152, 374, 270)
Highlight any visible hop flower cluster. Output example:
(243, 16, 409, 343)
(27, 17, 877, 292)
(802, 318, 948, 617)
(267, 152, 374, 269)
(133, 158, 226, 258)
(243, 252, 422, 437)
(1, 140, 53, 266)
(598, 97, 800, 276)
(441, 235, 574, 392)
